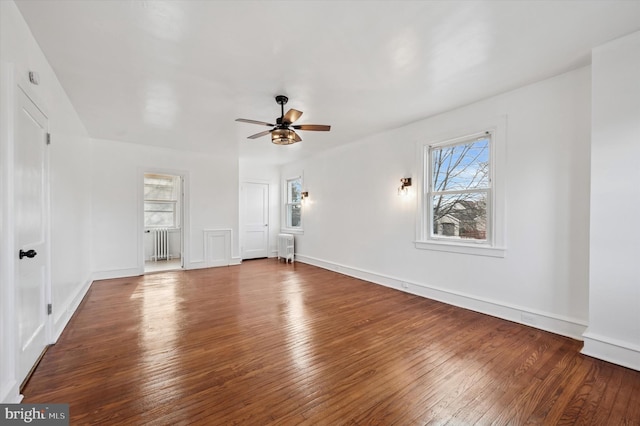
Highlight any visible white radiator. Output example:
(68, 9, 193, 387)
(277, 234, 294, 264)
(151, 228, 170, 261)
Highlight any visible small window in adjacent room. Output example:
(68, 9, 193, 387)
(144, 173, 180, 228)
(416, 120, 506, 257)
(284, 176, 303, 230)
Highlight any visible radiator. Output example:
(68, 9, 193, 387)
(277, 234, 294, 264)
(151, 228, 170, 261)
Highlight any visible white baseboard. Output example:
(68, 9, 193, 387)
(0, 380, 22, 404)
(582, 332, 640, 371)
(52, 276, 93, 342)
(187, 260, 236, 270)
(91, 267, 142, 281)
(295, 254, 587, 341)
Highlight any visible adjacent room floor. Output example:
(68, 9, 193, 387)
(144, 258, 182, 274)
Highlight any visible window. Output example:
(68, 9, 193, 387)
(144, 174, 180, 228)
(429, 134, 490, 243)
(285, 176, 302, 230)
(416, 119, 506, 257)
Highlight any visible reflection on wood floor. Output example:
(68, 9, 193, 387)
(22, 259, 640, 424)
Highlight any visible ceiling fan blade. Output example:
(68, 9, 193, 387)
(282, 108, 303, 124)
(236, 118, 274, 127)
(292, 124, 331, 131)
(293, 131, 302, 142)
(247, 129, 273, 139)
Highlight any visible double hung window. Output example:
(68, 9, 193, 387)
(417, 121, 506, 257)
(285, 177, 302, 230)
(144, 174, 180, 228)
(429, 133, 491, 243)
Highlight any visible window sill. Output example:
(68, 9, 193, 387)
(281, 228, 304, 235)
(415, 240, 506, 258)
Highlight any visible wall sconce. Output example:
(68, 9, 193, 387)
(301, 191, 309, 203)
(398, 178, 412, 195)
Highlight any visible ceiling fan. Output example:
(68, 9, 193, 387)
(236, 95, 331, 145)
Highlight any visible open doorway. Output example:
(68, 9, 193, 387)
(143, 173, 183, 273)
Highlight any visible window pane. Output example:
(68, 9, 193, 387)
(144, 175, 178, 200)
(145, 211, 175, 227)
(287, 204, 301, 228)
(432, 138, 489, 192)
(144, 202, 173, 212)
(432, 192, 487, 240)
(288, 178, 302, 203)
(144, 202, 176, 227)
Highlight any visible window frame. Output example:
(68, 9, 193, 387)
(282, 175, 304, 234)
(415, 118, 506, 257)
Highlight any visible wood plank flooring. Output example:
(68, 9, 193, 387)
(22, 259, 640, 425)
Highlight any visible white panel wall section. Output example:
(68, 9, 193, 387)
(204, 229, 231, 267)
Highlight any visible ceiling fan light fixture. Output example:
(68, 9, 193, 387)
(271, 128, 297, 145)
(237, 95, 330, 145)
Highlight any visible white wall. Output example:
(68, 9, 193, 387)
(1, 0, 93, 403)
(283, 66, 592, 339)
(239, 159, 281, 257)
(583, 31, 640, 370)
(91, 138, 239, 278)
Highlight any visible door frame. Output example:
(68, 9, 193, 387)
(15, 82, 52, 386)
(240, 180, 271, 260)
(1, 61, 53, 400)
(0, 60, 20, 402)
(137, 168, 189, 274)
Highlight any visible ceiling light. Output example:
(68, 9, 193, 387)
(271, 128, 296, 145)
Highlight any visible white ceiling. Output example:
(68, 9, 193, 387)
(15, 0, 640, 165)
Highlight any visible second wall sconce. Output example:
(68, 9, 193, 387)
(398, 178, 412, 195)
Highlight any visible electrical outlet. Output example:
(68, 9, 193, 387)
(401, 282, 409, 289)
(521, 313, 536, 325)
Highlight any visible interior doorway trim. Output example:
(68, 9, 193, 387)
(137, 168, 190, 274)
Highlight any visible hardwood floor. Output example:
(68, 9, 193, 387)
(23, 259, 640, 425)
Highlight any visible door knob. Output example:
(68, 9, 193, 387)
(19, 249, 37, 259)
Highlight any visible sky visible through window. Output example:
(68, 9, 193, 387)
(432, 137, 489, 192)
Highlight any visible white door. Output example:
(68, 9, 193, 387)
(241, 182, 269, 259)
(15, 86, 49, 384)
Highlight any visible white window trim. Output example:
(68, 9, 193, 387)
(415, 116, 507, 257)
(282, 174, 304, 234)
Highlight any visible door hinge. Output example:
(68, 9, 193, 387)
(47, 303, 52, 315)
(46, 133, 51, 145)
